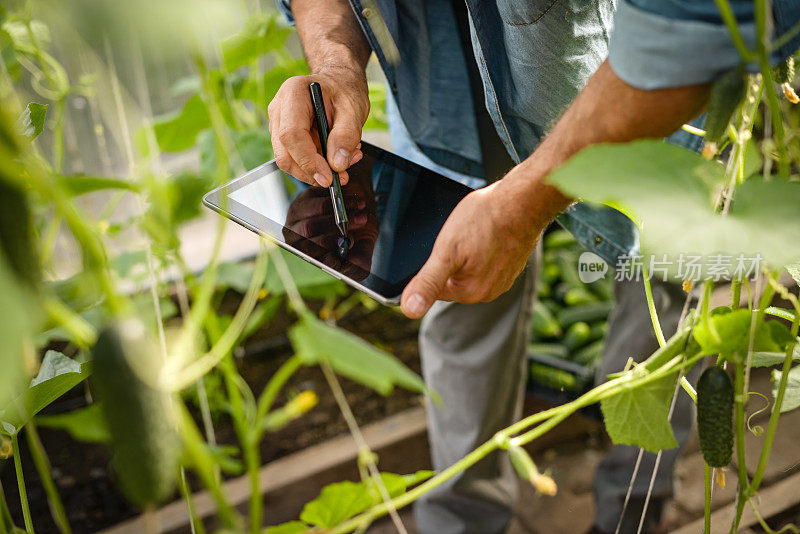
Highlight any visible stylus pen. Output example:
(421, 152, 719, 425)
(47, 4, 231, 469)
(308, 82, 349, 237)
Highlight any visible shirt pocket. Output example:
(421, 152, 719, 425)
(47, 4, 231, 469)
(496, 0, 564, 25)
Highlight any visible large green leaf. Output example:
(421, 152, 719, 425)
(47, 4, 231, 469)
(1, 351, 91, 435)
(36, 403, 110, 443)
(289, 312, 427, 396)
(152, 95, 210, 152)
(548, 140, 800, 279)
(221, 13, 291, 72)
(692, 308, 792, 358)
(299, 473, 412, 529)
(600, 371, 679, 453)
(18, 102, 47, 139)
(773, 365, 800, 414)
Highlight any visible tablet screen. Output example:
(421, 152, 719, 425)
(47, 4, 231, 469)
(206, 142, 473, 299)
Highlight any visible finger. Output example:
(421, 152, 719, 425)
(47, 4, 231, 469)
(277, 104, 334, 186)
(401, 252, 459, 319)
(327, 114, 363, 173)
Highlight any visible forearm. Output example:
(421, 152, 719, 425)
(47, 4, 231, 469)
(292, 0, 371, 77)
(497, 60, 711, 228)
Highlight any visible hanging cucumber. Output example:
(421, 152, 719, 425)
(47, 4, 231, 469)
(696, 366, 734, 467)
(532, 302, 562, 339)
(91, 320, 179, 507)
(704, 70, 747, 145)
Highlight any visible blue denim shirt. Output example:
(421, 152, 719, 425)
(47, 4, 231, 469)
(278, 0, 800, 265)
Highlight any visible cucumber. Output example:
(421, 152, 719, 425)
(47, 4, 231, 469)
(696, 366, 734, 468)
(554, 252, 584, 290)
(563, 321, 591, 351)
(541, 263, 560, 285)
(529, 362, 577, 391)
(564, 287, 598, 306)
(91, 320, 179, 506)
(587, 322, 607, 343)
(532, 302, 562, 339)
(572, 339, 604, 366)
(704, 70, 747, 144)
(774, 57, 795, 85)
(557, 302, 614, 327)
(528, 342, 569, 360)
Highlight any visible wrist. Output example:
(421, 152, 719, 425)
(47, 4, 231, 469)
(493, 156, 572, 235)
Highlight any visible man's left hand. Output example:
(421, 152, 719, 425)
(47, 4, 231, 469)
(400, 161, 566, 318)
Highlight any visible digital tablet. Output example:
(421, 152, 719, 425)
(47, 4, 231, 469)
(203, 141, 473, 305)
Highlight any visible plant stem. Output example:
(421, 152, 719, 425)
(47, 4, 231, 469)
(178, 468, 206, 534)
(641, 265, 665, 347)
(0, 480, 14, 534)
(753, 0, 789, 177)
(11, 434, 33, 534)
(712, 0, 755, 60)
(254, 355, 303, 431)
(731, 280, 742, 310)
(731, 358, 749, 533)
(704, 464, 712, 534)
(177, 404, 241, 530)
(25, 424, 71, 534)
(750, 311, 800, 490)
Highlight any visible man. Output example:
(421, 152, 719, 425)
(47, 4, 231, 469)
(269, 1, 800, 533)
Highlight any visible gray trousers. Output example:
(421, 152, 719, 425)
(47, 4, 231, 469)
(414, 262, 699, 534)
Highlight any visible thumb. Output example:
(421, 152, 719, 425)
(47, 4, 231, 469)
(401, 253, 457, 319)
(327, 119, 363, 173)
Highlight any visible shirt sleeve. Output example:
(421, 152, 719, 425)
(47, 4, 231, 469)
(276, 0, 296, 25)
(608, 0, 757, 90)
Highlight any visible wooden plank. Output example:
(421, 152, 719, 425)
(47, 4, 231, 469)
(673, 470, 800, 534)
(101, 406, 428, 534)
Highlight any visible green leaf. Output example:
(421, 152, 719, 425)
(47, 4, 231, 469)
(265, 521, 310, 534)
(36, 403, 111, 443)
(18, 102, 47, 139)
(217, 250, 346, 298)
(58, 174, 139, 196)
(299, 473, 412, 529)
(221, 13, 290, 72)
(151, 95, 210, 152)
(289, 312, 427, 396)
(600, 372, 679, 453)
(753, 343, 800, 367)
(1, 351, 92, 435)
(199, 128, 273, 176)
(692, 309, 790, 357)
(549, 141, 800, 278)
(773, 365, 800, 413)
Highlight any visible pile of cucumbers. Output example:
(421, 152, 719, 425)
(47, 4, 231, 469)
(528, 229, 615, 392)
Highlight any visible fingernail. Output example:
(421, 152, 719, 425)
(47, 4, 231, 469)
(334, 149, 350, 170)
(313, 173, 328, 187)
(405, 294, 428, 317)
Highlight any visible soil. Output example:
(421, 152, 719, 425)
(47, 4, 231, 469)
(1, 294, 425, 534)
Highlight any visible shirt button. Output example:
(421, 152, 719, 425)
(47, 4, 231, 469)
(362, 7, 373, 18)
(594, 235, 603, 245)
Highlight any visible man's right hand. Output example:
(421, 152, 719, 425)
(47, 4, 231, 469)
(268, 67, 369, 187)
